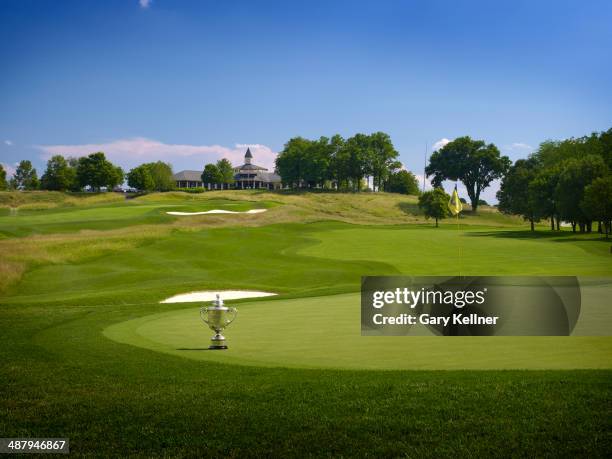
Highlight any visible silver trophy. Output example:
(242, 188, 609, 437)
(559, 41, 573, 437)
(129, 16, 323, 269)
(200, 294, 237, 350)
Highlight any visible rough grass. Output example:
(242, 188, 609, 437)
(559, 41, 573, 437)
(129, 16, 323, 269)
(0, 226, 169, 293)
(0, 190, 125, 208)
(0, 190, 529, 228)
(158, 190, 529, 227)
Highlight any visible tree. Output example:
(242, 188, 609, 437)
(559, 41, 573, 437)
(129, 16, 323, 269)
(581, 175, 612, 238)
(497, 158, 540, 231)
(384, 170, 419, 195)
(343, 134, 370, 191)
(0, 164, 7, 190)
(216, 159, 235, 189)
(366, 132, 400, 191)
(127, 161, 173, 192)
(303, 137, 332, 187)
(147, 161, 174, 191)
(11, 160, 39, 190)
(327, 134, 346, 189)
(555, 155, 607, 232)
(127, 165, 155, 191)
(76, 152, 124, 191)
(426, 136, 510, 212)
(599, 128, 612, 169)
(275, 132, 401, 191)
(528, 167, 560, 230)
(201, 163, 223, 186)
(275, 137, 333, 188)
(418, 188, 450, 227)
(275, 137, 311, 187)
(40, 155, 77, 191)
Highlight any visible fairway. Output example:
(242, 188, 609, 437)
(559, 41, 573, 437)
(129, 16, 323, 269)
(300, 224, 612, 276)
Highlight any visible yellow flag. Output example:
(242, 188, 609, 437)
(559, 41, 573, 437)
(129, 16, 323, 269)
(448, 186, 463, 216)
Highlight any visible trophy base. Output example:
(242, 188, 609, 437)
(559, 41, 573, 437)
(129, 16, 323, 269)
(209, 333, 227, 350)
(208, 345, 228, 350)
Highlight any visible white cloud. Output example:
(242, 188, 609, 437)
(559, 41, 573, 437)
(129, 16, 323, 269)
(37, 137, 278, 171)
(413, 173, 433, 192)
(432, 138, 450, 151)
(4, 140, 12, 146)
(503, 142, 533, 153)
(1, 162, 16, 178)
(139, 0, 151, 9)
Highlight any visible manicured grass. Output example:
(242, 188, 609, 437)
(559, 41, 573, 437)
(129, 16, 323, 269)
(301, 224, 612, 276)
(105, 292, 612, 370)
(4, 302, 610, 456)
(1, 191, 611, 456)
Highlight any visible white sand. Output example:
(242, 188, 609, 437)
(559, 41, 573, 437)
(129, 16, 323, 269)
(166, 209, 267, 216)
(161, 290, 277, 304)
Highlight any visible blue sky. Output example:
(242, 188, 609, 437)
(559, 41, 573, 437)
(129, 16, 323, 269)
(1, 0, 611, 201)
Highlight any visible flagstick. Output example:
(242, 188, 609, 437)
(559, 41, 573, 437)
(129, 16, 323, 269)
(449, 184, 463, 278)
(457, 212, 461, 278)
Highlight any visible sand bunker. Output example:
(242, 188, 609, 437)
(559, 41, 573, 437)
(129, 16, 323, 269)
(161, 290, 277, 304)
(167, 209, 267, 216)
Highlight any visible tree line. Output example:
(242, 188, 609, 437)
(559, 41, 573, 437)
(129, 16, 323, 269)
(0, 153, 124, 191)
(1, 129, 609, 236)
(497, 129, 611, 235)
(274, 132, 420, 194)
(0, 153, 174, 192)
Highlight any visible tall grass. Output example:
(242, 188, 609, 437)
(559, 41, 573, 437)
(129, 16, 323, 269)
(0, 191, 125, 209)
(0, 225, 168, 293)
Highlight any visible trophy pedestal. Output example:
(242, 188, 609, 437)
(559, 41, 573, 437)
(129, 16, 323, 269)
(209, 333, 228, 350)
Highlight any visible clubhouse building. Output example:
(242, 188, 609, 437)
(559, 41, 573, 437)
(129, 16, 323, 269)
(172, 148, 282, 190)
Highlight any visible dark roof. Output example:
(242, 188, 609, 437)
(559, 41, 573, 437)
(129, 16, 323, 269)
(235, 163, 267, 171)
(173, 170, 202, 182)
(245, 148, 253, 158)
(233, 171, 281, 183)
(257, 172, 282, 183)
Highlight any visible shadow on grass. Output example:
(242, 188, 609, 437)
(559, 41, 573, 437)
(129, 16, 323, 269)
(176, 348, 213, 351)
(397, 202, 420, 215)
(467, 230, 611, 243)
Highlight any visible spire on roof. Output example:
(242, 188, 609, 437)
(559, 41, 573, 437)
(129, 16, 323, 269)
(245, 148, 253, 159)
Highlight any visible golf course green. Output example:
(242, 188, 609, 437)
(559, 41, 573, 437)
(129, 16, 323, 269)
(104, 292, 612, 370)
(1, 191, 611, 456)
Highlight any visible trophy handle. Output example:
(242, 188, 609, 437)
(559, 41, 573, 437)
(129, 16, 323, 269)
(225, 307, 237, 326)
(200, 307, 210, 325)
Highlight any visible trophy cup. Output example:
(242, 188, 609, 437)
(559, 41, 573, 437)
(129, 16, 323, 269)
(200, 294, 237, 350)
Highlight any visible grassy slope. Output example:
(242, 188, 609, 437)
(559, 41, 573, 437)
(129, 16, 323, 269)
(1, 191, 611, 456)
(0, 190, 125, 209)
(0, 190, 546, 294)
(0, 195, 273, 237)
